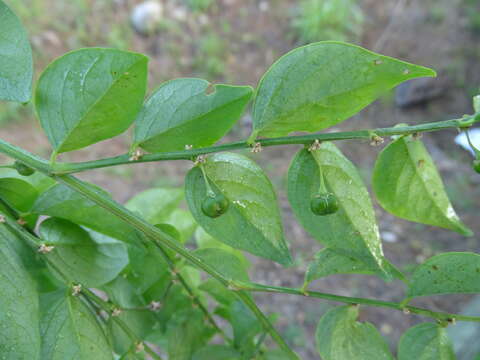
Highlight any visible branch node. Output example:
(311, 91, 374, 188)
(111, 308, 122, 317)
(227, 280, 242, 291)
(412, 132, 423, 141)
(135, 342, 145, 353)
(402, 307, 411, 315)
(194, 154, 207, 166)
(129, 148, 144, 161)
(71, 284, 82, 296)
(38, 243, 55, 254)
(308, 139, 321, 152)
(370, 134, 384, 146)
(148, 301, 161, 311)
(251, 142, 263, 153)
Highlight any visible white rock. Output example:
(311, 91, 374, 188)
(381, 231, 397, 243)
(455, 128, 480, 157)
(131, 1, 163, 35)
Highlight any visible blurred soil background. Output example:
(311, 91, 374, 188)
(1, 0, 480, 358)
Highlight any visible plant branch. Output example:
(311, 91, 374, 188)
(50, 114, 480, 174)
(0, 114, 478, 359)
(150, 240, 232, 344)
(52, 174, 299, 359)
(2, 215, 164, 360)
(234, 281, 480, 323)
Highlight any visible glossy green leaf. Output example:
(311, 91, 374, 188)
(163, 208, 196, 243)
(305, 248, 380, 283)
(373, 136, 472, 236)
(0, 0, 33, 102)
(0, 168, 56, 194)
(126, 188, 195, 243)
(126, 187, 184, 224)
(134, 78, 252, 152)
(398, 323, 456, 360)
(195, 227, 250, 268)
(185, 152, 291, 265)
(40, 290, 112, 360)
(193, 248, 249, 282)
(0, 177, 38, 212)
(288, 145, 391, 278)
(0, 224, 40, 359)
(193, 345, 241, 360)
(316, 305, 393, 360)
(251, 41, 435, 138)
(39, 217, 129, 287)
(407, 252, 480, 299)
(35, 48, 148, 153)
(32, 183, 142, 244)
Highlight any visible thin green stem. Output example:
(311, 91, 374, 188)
(2, 215, 164, 360)
(50, 115, 480, 174)
(233, 281, 480, 322)
(150, 239, 231, 343)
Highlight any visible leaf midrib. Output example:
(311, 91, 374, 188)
(56, 55, 144, 152)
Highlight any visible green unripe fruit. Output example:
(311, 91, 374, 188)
(310, 192, 339, 216)
(201, 193, 229, 218)
(14, 161, 35, 176)
(474, 159, 480, 174)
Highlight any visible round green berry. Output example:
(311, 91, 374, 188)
(14, 161, 35, 176)
(310, 192, 339, 216)
(201, 193, 229, 218)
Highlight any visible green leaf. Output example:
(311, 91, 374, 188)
(198, 278, 236, 306)
(126, 188, 196, 243)
(126, 187, 184, 224)
(193, 248, 249, 282)
(251, 41, 435, 138)
(195, 227, 250, 268)
(315, 305, 393, 360)
(134, 78, 253, 152)
(398, 323, 456, 360)
(288, 145, 391, 278)
(126, 233, 175, 293)
(193, 345, 242, 360)
(39, 217, 129, 287)
(35, 48, 148, 153)
(0, 0, 33, 102)
(229, 300, 262, 349)
(40, 290, 112, 360)
(167, 310, 208, 360)
(305, 248, 380, 284)
(0, 177, 38, 212)
(185, 152, 292, 265)
(162, 208, 196, 243)
(406, 252, 480, 299)
(373, 136, 472, 236)
(0, 224, 40, 359)
(103, 277, 157, 355)
(32, 183, 142, 244)
(0, 168, 56, 194)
